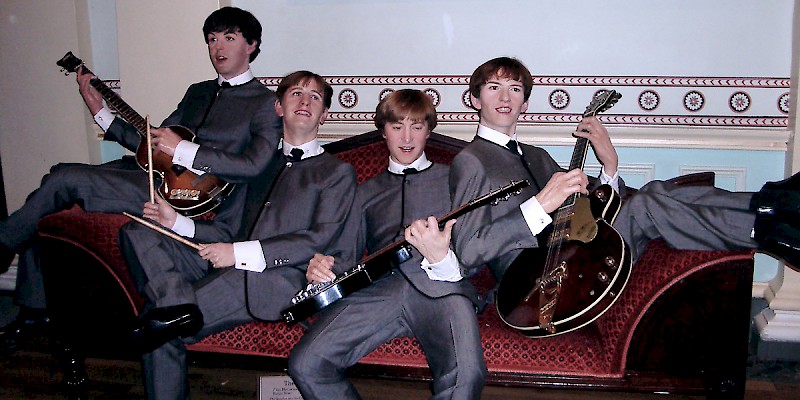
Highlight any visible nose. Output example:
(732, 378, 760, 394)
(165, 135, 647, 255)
(401, 127, 413, 143)
(499, 87, 510, 101)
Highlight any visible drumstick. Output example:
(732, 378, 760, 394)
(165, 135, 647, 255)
(145, 115, 155, 204)
(123, 212, 202, 251)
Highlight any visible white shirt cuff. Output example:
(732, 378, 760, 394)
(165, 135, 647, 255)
(233, 240, 267, 272)
(599, 167, 620, 194)
(93, 107, 115, 132)
(420, 249, 463, 282)
(170, 214, 196, 238)
(173, 141, 205, 175)
(520, 196, 553, 236)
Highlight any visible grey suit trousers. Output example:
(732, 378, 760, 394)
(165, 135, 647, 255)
(614, 180, 758, 262)
(289, 271, 486, 400)
(0, 158, 150, 308)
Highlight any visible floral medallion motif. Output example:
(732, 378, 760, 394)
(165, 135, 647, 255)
(424, 88, 441, 107)
(779, 92, 790, 114)
(549, 89, 570, 110)
(683, 91, 705, 112)
(379, 88, 394, 102)
(338, 88, 358, 109)
(638, 90, 659, 111)
(729, 91, 751, 113)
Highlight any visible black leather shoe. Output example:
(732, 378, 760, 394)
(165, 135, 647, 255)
(0, 308, 50, 354)
(0, 242, 15, 275)
(750, 172, 800, 217)
(753, 212, 800, 273)
(130, 304, 203, 353)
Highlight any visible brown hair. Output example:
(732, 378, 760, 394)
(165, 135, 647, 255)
(276, 70, 333, 109)
(374, 89, 437, 131)
(468, 57, 533, 103)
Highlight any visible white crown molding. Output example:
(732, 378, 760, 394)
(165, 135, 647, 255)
(320, 122, 789, 151)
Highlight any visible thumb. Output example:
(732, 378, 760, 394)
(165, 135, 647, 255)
(442, 219, 456, 241)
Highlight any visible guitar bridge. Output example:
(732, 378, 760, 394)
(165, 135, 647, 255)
(169, 188, 201, 201)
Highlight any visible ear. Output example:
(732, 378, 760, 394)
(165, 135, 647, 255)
(521, 100, 529, 114)
(319, 108, 329, 125)
(274, 99, 284, 117)
(246, 40, 257, 57)
(470, 93, 482, 111)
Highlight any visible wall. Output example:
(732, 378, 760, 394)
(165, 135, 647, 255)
(0, 1, 94, 210)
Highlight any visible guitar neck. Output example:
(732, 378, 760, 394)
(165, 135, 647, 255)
(82, 66, 148, 136)
(363, 180, 528, 265)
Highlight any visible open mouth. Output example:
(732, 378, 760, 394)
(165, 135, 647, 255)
(295, 110, 311, 117)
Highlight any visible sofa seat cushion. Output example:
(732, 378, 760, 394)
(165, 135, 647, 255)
(189, 239, 754, 379)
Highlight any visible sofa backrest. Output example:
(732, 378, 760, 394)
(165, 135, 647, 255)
(324, 130, 468, 183)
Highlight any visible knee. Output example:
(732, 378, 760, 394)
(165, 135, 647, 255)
(287, 340, 318, 381)
(36, 163, 85, 197)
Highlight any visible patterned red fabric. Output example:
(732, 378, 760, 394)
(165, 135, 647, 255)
(37, 206, 145, 311)
(190, 240, 754, 378)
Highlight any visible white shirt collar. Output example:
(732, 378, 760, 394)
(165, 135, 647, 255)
(218, 68, 255, 87)
(476, 124, 518, 147)
(387, 153, 432, 174)
(282, 138, 324, 160)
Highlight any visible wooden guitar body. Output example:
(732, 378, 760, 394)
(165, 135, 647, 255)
(496, 185, 632, 337)
(58, 51, 232, 217)
(133, 124, 233, 217)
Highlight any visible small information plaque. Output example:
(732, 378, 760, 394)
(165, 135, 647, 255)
(259, 375, 303, 400)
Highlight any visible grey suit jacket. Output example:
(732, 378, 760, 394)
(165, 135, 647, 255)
(336, 164, 482, 307)
(450, 137, 626, 281)
(243, 152, 357, 321)
(103, 79, 282, 183)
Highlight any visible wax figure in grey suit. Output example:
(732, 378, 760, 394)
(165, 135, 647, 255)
(289, 90, 487, 400)
(451, 57, 796, 293)
(0, 6, 282, 353)
(120, 70, 357, 400)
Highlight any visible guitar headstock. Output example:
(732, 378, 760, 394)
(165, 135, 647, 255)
(57, 51, 84, 75)
(464, 179, 530, 207)
(582, 90, 622, 118)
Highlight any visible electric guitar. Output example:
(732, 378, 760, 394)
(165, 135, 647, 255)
(495, 90, 630, 337)
(282, 179, 530, 324)
(57, 51, 233, 217)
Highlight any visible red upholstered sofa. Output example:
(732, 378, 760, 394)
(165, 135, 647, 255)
(36, 131, 755, 399)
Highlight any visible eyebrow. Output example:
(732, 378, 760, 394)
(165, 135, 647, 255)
(292, 86, 323, 98)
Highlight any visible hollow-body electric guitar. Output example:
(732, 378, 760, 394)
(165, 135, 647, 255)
(496, 90, 629, 338)
(57, 51, 233, 217)
(282, 179, 530, 324)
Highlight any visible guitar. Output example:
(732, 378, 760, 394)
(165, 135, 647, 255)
(57, 51, 233, 217)
(496, 90, 629, 338)
(281, 179, 531, 324)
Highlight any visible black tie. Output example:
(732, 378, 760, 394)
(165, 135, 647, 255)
(506, 140, 520, 155)
(288, 148, 304, 162)
(219, 81, 232, 88)
(402, 167, 419, 175)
